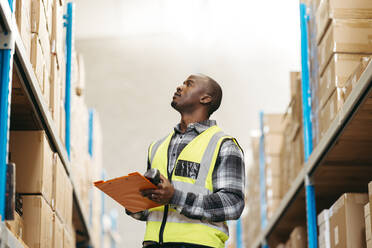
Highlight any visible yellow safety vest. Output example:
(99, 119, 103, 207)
(144, 125, 239, 248)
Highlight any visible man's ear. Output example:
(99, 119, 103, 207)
(200, 94, 212, 105)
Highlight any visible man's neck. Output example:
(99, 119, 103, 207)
(179, 113, 209, 133)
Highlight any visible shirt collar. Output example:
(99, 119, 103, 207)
(174, 120, 217, 134)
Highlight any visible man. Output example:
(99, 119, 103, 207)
(127, 74, 245, 248)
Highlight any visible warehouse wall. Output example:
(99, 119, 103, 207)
(75, 0, 301, 246)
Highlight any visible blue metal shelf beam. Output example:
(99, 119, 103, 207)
(63, 2, 74, 159)
(0, 0, 14, 221)
(300, 2, 318, 248)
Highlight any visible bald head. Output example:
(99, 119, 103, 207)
(197, 74, 223, 116)
(171, 74, 223, 118)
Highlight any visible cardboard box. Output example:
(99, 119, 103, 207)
(52, 153, 64, 220)
(53, 213, 63, 248)
(9, 131, 53, 206)
(43, 0, 52, 35)
(31, 0, 51, 72)
(318, 19, 372, 76)
(15, 0, 32, 58)
(30, 34, 45, 92)
(263, 114, 287, 134)
(266, 175, 282, 198)
(289, 71, 302, 126)
(51, 0, 64, 60)
(60, 102, 66, 145)
(318, 90, 340, 139)
(43, 63, 50, 107)
(365, 203, 371, 242)
(369, 182, 372, 237)
(5, 211, 24, 240)
(267, 198, 281, 219)
(64, 171, 73, 229)
(265, 134, 284, 156)
(22, 195, 53, 248)
(50, 54, 61, 122)
(266, 155, 281, 177)
(318, 54, 366, 110)
(329, 193, 368, 248)
(316, 0, 372, 43)
(318, 209, 331, 248)
(290, 226, 307, 248)
(63, 226, 75, 248)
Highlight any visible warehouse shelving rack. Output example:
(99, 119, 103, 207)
(252, 2, 372, 247)
(0, 0, 93, 246)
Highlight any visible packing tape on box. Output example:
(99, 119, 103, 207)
(334, 226, 339, 245)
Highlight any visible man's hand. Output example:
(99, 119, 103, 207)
(141, 174, 175, 205)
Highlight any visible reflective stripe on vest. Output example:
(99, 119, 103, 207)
(144, 125, 234, 248)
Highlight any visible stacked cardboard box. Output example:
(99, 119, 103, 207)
(15, 0, 66, 136)
(368, 182, 372, 248)
(263, 114, 287, 219)
(365, 203, 371, 248)
(278, 226, 307, 248)
(68, 50, 103, 247)
(311, 0, 372, 144)
(280, 72, 304, 196)
(8, 131, 76, 247)
(329, 193, 368, 248)
(52, 154, 73, 232)
(242, 137, 261, 245)
(11, 1, 104, 247)
(318, 209, 331, 248)
(318, 194, 368, 248)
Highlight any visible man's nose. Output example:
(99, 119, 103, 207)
(176, 85, 182, 92)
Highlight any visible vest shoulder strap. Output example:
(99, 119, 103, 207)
(148, 132, 173, 165)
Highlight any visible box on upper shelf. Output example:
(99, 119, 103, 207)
(50, 54, 61, 123)
(316, 0, 372, 44)
(30, 34, 45, 93)
(9, 131, 53, 207)
(15, 0, 32, 59)
(317, 89, 341, 140)
(318, 19, 372, 77)
(317, 54, 368, 111)
(53, 213, 63, 248)
(31, 0, 51, 73)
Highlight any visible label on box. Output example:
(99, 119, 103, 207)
(334, 226, 339, 245)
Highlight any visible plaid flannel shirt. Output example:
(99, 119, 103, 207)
(129, 120, 245, 223)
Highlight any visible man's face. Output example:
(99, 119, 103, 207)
(171, 75, 208, 113)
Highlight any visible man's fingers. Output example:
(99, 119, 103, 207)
(140, 189, 155, 197)
(160, 174, 169, 184)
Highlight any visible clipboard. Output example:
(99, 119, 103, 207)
(94, 172, 162, 213)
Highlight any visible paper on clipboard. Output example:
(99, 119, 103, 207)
(94, 172, 161, 213)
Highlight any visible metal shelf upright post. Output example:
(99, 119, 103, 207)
(0, 0, 14, 221)
(63, 2, 74, 159)
(259, 111, 269, 248)
(299, 2, 318, 248)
